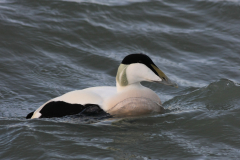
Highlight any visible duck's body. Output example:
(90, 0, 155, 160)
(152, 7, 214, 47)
(27, 54, 177, 119)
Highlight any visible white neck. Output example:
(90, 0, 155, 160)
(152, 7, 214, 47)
(116, 81, 142, 92)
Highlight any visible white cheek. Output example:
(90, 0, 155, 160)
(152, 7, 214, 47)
(148, 72, 162, 81)
(127, 63, 162, 83)
(144, 68, 162, 82)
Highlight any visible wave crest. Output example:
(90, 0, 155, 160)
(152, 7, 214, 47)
(164, 79, 240, 112)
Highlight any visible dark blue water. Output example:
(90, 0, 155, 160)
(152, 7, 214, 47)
(0, 0, 240, 159)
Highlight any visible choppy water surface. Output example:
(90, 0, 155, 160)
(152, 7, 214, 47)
(1, 0, 240, 159)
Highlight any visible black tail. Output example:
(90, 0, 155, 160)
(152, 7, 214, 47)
(26, 111, 34, 119)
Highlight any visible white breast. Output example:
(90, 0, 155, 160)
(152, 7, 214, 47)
(107, 97, 163, 117)
(102, 84, 162, 114)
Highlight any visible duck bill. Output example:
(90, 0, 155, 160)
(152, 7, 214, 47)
(151, 64, 178, 88)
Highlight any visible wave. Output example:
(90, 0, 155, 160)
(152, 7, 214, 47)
(61, 0, 150, 6)
(164, 79, 240, 112)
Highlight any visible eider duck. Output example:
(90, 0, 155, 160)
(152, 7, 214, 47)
(26, 54, 177, 119)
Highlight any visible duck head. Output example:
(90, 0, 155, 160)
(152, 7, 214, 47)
(116, 53, 177, 90)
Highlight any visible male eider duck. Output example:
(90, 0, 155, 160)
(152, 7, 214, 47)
(26, 54, 177, 119)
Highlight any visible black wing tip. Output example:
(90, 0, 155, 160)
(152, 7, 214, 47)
(39, 101, 111, 119)
(26, 111, 34, 119)
(27, 101, 111, 119)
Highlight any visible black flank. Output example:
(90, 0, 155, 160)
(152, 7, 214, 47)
(38, 101, 109, 118)
(26, 111, 34, 119)
(82, 104, 110, 116)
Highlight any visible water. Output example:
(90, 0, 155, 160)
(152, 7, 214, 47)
(1, 0, 240, 159)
